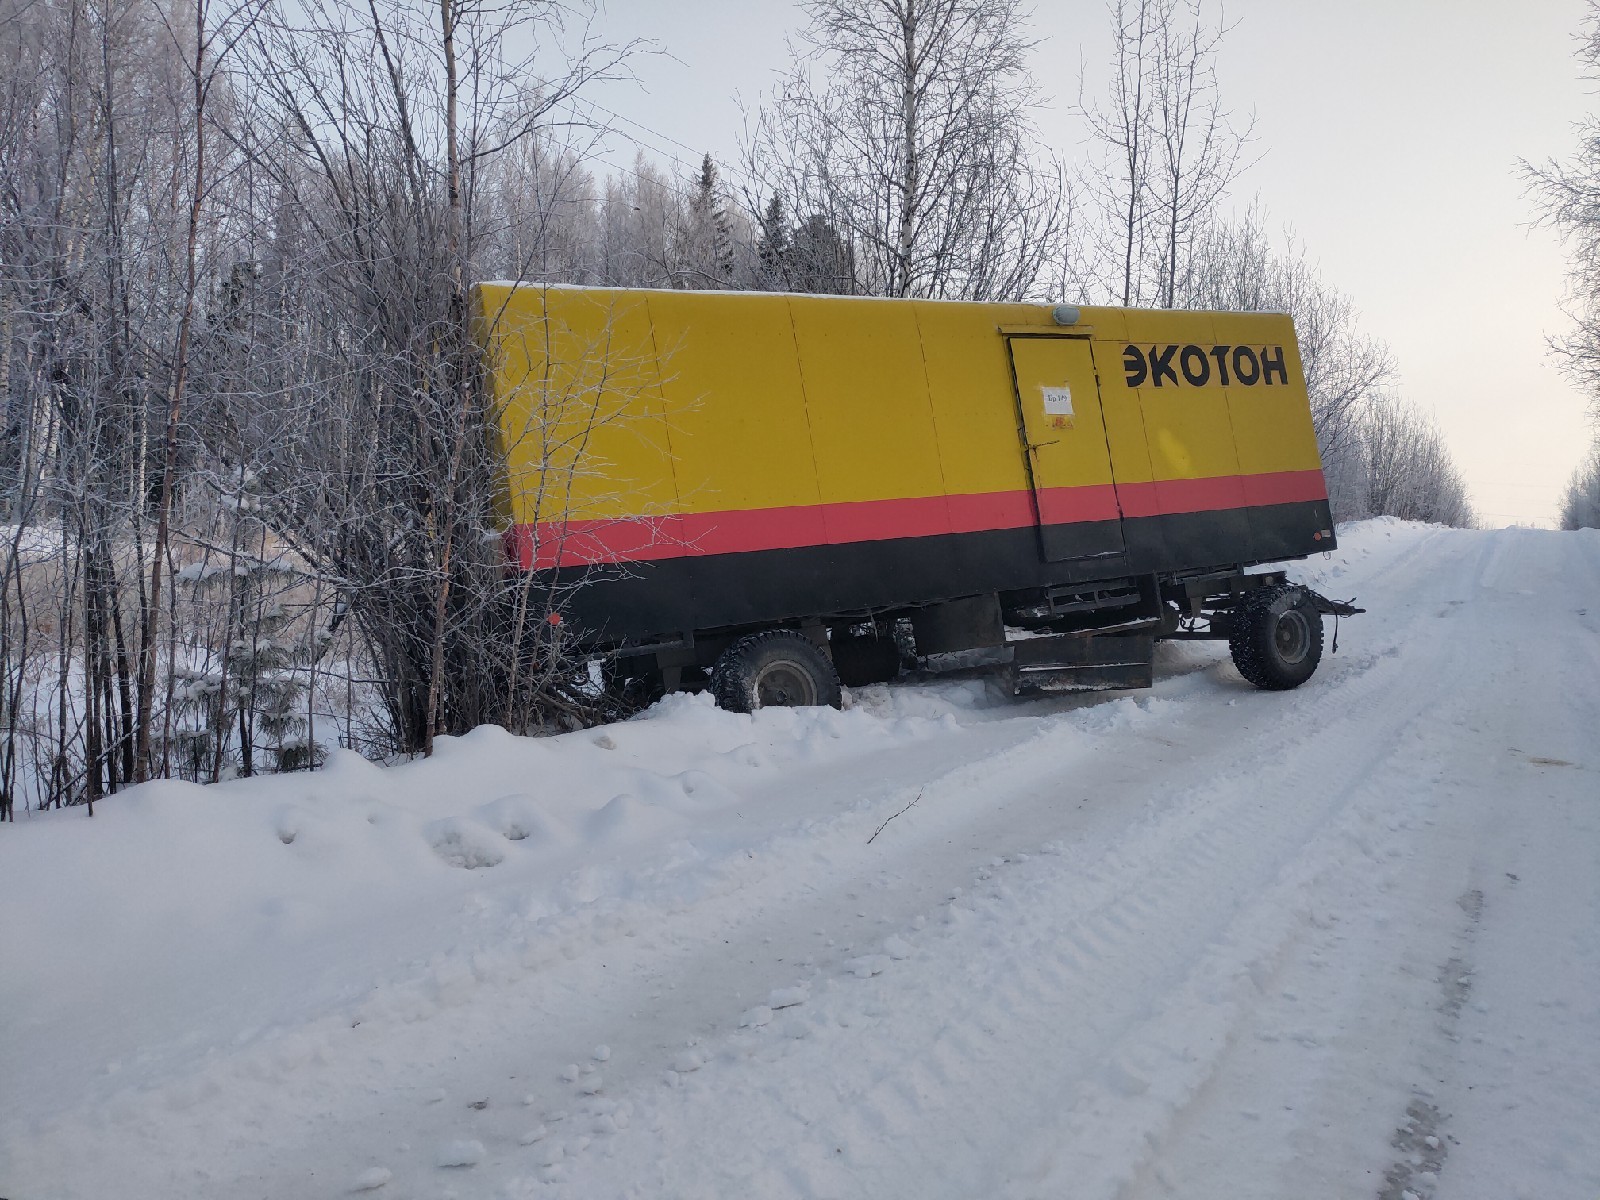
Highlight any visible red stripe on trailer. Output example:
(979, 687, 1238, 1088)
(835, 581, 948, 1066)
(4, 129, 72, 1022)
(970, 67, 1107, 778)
(507, 469, 1331, 570)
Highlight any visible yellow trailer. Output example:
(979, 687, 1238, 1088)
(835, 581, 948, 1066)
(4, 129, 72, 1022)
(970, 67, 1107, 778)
(479, 284, 1357, 709)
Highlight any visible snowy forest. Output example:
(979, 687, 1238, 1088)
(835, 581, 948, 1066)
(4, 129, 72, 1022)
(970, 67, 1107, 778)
(0, 0, 1479, 814)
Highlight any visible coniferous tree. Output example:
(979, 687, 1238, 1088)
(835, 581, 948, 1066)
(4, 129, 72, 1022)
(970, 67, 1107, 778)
(681, 153, 735, 288)
(755, 194, 791, 289)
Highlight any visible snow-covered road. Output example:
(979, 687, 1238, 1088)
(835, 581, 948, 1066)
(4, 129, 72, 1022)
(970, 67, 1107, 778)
(3, 520, 1597, 1199)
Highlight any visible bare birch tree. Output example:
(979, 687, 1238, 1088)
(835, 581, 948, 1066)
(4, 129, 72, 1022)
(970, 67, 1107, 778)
(132, 0, 264, 781)
(1079, 0, 1252, 307)
(1523, 2, 1600, 529)
(1078, 0, 1160, 305)
(743, 0, 1067, 301)
(1, 0, 225, 805)
(1524, 1, 1600, 425)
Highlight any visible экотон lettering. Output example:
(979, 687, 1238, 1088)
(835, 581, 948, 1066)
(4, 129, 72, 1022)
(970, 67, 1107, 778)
(1122, 344, 1288, 389)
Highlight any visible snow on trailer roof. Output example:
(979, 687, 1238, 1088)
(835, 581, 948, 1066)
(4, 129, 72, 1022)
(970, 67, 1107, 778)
(473, 282, 1292, 318)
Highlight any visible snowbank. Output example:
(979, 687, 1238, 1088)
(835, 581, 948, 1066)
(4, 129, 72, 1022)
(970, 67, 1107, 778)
(3, 519, 1595, 1200)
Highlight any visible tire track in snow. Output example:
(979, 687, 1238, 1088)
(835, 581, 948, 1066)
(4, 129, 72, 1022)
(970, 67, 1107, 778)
(428, 531, 1484, 1196)
(525, 530, 1506, 1197)
(1118, 527, 1600, 1200)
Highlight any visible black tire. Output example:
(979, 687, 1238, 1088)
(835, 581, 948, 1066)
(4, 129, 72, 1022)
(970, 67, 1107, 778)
(711, 630, 843, 713)
(1228, 583, 1324, 690)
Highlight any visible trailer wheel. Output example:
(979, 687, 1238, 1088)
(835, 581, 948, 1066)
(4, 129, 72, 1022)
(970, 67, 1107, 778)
(711, 631, 842, 713)
(1228, 583, 1324, 690)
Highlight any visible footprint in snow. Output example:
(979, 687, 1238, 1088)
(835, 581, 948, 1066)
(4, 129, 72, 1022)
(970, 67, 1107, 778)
(352, 1166, 391, 1191)
(424, 819, 505, 870)
(435, 1139, 484, 1168)
(476, 794, 548, 843)
(845, 955, 889, 978)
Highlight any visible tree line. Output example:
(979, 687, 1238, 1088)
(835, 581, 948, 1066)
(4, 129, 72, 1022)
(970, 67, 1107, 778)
(0, 0, 1475, 817)
(1525, 1, 1600, 530)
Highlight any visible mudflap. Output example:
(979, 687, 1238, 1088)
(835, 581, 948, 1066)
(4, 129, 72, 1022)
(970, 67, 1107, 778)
(1007, 633, 1155, 694)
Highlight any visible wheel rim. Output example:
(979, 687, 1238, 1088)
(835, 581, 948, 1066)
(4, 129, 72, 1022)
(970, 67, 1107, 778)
(1273, 609, 1312, 665)
(754, 658, 819, 707)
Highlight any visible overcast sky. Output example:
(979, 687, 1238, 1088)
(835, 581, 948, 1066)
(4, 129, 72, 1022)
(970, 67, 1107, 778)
(579, 0, 1596, 527)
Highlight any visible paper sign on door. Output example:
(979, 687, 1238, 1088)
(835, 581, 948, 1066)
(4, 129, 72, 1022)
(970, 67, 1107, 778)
(1042, 386, 1074, 428)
